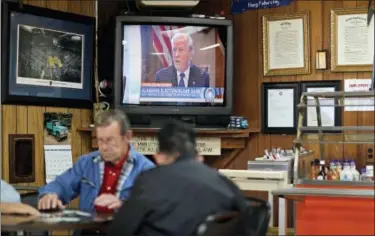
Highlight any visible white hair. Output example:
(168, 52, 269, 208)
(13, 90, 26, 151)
(171, 32, 194, 53)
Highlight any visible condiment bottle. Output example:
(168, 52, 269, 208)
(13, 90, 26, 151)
(317, 160, 326, 180)
(340, 160, 353, 181)
(327, 160, 337, 180)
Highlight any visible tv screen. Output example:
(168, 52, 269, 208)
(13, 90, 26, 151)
(120, 24, 227, 107)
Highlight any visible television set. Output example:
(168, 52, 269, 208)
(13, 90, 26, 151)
(113, 16, 233, 128)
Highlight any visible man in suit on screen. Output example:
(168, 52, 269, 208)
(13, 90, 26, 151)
(155, 32, 210, 87)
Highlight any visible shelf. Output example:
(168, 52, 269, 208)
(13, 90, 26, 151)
(301, 91, 375, 98)
(299, 126, 375, 132)
(296, 179, 375, 188)
(272, 187, 374, 198)
(294, 133, 374, 144)
(293, 91, 375, 183)
(297, 103, 374, 108)
(77, 127, 260, 137)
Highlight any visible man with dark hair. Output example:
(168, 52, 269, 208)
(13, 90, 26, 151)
(108, 120, 250, 236)
(37, 109, 155, 213)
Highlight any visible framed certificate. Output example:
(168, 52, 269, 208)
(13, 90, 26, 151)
(331, 8, 374, 72)
(262, 12, 311, 76)
(300, 81, 342, 133)
(261, 82, 300, 134)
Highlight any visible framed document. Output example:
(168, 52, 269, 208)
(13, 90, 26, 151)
(261, 82, 299, 134)
(331, 8, 374, 72)
(1, 1, 95, 108)
(262, 12, 311, 76)
(301, 81, 342, 133)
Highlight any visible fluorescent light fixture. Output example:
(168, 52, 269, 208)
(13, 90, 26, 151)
(150, 52, 165, 55)
(200, 44, 220, 51)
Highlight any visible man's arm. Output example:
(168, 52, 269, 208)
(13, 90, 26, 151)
(107, 175, 151, 236)
(38, 155, 88, 204)
(1, 180, 21, 203)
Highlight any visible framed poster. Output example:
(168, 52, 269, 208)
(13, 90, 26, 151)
(1, 1, 95, 108)
(261, 82, 300, 134)
(331, 8, 374, 72)
(262, 11, 311, 76)
(300, 81, 342, 133)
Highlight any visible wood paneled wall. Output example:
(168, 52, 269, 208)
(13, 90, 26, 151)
(218, 0, 374, 227)
(1, 0, 95, 187)
(227, 0, 374, 172)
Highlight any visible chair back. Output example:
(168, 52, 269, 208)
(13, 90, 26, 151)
(196, 211, 241, 236)
(244, 196, 271, 235)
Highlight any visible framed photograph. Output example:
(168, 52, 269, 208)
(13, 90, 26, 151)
(300, 81, 342, 133)
(262, 12, 311, 76)
(261, 82, 300, 134)
(331, 8, 374, 72)
(1, 1, 95, 108)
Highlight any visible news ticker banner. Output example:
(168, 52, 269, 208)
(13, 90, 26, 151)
(232, 0, 293, 14)
(130, 136, 221, 156)
(139, 86, 224, 103)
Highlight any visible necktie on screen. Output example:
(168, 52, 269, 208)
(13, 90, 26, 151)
(178, 72, 185, 87)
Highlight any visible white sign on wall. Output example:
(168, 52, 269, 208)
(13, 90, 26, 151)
(130, 136, 221, 156)
(344, 79, 374, 111)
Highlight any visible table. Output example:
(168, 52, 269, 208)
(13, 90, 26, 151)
(272, 182, 375, 236)
(1, 209, 113, 233)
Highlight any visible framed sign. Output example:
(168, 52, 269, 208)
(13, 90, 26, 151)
(262, 11, 311, 76)
(261, 82, 300, 134)
(300, 81, 342, 133)
(331, 8, 374, 72)
(1, 1, 95, 108)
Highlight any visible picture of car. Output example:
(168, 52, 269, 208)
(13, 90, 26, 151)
(45, 120, 68, 142)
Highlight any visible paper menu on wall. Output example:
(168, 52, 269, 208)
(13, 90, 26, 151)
(344, 79, 374, 111)
(44, 145, 73, 183)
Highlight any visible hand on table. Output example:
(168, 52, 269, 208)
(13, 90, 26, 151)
(0, 202, 41, 216)
(37, 193, 65, 211)
(94, 194, 123, 210)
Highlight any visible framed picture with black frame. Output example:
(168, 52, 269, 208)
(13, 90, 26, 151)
(261, 82, 300, 134)
(300, 80, 342, 133)
(1, 0, 95, 108)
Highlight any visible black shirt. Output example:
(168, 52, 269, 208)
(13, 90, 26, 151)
(107, 159, 249, 236)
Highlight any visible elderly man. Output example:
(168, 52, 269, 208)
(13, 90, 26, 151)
(155, 32, 210, 87)
(107, 120, 251, 236)
(37, 110, 155, 213)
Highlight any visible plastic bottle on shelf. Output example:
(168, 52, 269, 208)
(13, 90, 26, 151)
(335, 160, 342, 177)
(349, 160, 360, 181)
(317, 160, 327, 180)
(366, 165, 374, 181)
(327, 160, 338, 180)
(360, 168, 367, 181)
(340, 160, 353, 181)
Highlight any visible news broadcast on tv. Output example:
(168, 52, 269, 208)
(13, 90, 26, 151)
(121, 24, 226, 106)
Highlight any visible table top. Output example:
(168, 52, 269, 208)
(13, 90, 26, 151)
(272, 187, 375, 198)
(1, 209, 113, 232)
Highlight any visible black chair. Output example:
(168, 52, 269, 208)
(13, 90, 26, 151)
(245, 196, 271, 235)
(196, 211, 241, 236)
(196, 196, 271, 236)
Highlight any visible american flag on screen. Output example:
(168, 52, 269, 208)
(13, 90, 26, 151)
(151, 26, 225, 68)
(151, 25, 183, 68)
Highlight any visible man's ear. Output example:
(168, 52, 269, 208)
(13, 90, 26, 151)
(197, 155, 204, 163)
(125, 129, 133, 140)
(153, 152, 165, 166)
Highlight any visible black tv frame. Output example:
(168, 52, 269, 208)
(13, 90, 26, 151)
(113, 16, 233, 117)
